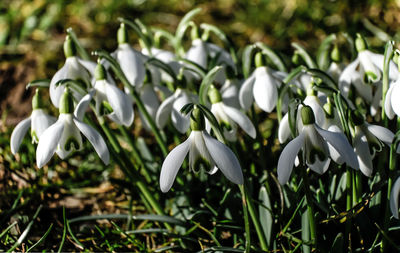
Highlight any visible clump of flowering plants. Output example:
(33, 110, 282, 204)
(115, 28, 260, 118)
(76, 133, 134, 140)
(5, 7, 400, 252)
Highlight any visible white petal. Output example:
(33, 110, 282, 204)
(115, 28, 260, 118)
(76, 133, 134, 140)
(31, 109, 56, 139)
(308, 158, 331, 174)
(253, 67, 278, 112)
(315, 125, 358, 170)
(221, 79, 240, 109)
(36, 119, 65, 168)
(354, 127, 373, 177)
(74, 90, 95, 121)
(358, 51, 381, 82)
(77, 59, 96, 75)
(353, 75, 373, 102)
(159, 136, 191, 192)
(370, 84, 381, 116)
(106, 83, 134, 126)
(189, 131, 215, 171)
(326, 125, 345, 164)
(50, 64, 69, 107)
(185, 39, 208, 69)
(278, 113, 291, 143)
(368, 52, 398, 81)
(156, 94, 175, 129)
(171, 93, 191, 134)
(73, 118, 109, 165)
(239, 72, 256, 110)
(277, 132, 305, 184)
(390, 176, 400, 219)
(391, 80, 400, 117)
(116, 44, 146, 87)
(10, 117, 31, 154)
(339, 59, 359, 98)
(303, 95, 325, 127)
(202, 131, 244, 184)
(385, 83, 396, 120)
(57, 114, 82, 159)
(366, 124, 394, 147)
(140, 84, 160, 119)
(222, 104, 256, 139)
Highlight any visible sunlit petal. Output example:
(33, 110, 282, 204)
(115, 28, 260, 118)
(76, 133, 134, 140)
(222, 104, 256, 139)
(366, 123, 394, 147)
(106, 83, 134, 126)
(253, 67, 278, 112)
(385, 83, 396, 120)
(278, 113, 291, 143)
(160, 136, 191, 192)
(354, 127, 373, 176)
(74, 90, 95, 121)
(239, 72, 256, 110)
(36, 119, 64, 168)
(10, 117, 31, 154)
(31, 109, 56, 140)
(156, 94, 175, 129)
(277, 132, 305, 184)
(116, 44, 146, 87)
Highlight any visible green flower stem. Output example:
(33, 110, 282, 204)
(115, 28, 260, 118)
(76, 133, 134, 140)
(99, 122, 171, 230)
(301, 169, 317, 248)
(381, 41, 394, 124)
(239, 184, 251, 253)
(345, 167, 352, 250)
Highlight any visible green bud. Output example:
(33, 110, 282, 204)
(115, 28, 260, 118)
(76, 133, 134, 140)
(350, 110, 364, 126)
(190, 23, 200, 40)
(59, 88, 74, 114)
(32, 88, 45, 110)
(292, 51, 300, 65)
(64, 35, 77, 58)
(95, 63, 107, 81)
(306, 82, 317, 96)
(331, 44, 341, 62)
(301, 105, 315, 125)
(323, 101, 334, 118)
(355, 33, 367, 52)
(118, 23, 128, 45)
(255, 52, 265, 68)
(208, 85, 222, 104)
(190, 106, 205, 131)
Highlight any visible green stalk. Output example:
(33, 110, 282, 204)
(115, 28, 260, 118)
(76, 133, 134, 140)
(345, 167, 352, 250)
(239, 185, 251, 253)
(381, 41, 394, 124)
(301, 169, 317, 248)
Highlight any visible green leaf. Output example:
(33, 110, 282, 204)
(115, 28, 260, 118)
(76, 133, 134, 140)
(301, 207, 311, 253)
(381, 40, 395, 120)
(256, 42, 287, 72)
(68, 214, 186, 226)
(316, 34, 336, 70)
(176, 8, 202, 43)
(26, 79, 50, 89)
(292, 42, 317, 69)
(258, 186, 273, 247)
(180, 103, 194, 115)
(306, 68, 338, 90)
(146, 57, 177, 82)
(199, 66, 222, 105)
(330, 233, 344, 253)
(179, 58, 207, 78)
(119, 18, 152, 53)
(197, 103, 225, 143)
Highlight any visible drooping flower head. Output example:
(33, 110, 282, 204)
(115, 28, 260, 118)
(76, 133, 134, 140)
(11, 88, 56, 154)
(160, 106, 244, 192)
(36, 88, 109, 168)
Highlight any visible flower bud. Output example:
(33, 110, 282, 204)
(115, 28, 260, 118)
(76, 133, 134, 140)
(301, 105, 315, 125)
(59, 88, 74, 114)
(323, 101, 334, 118)
(255, 52, 265, 68)
(355, 33, 367, 52)
(208, 85, 222, 104)
(32, 88, 45, 110)
(95, 63, 107, 81)
(64, 35, 77, 58)
(190, 106, 205, 131)
(118, 23, 128, 45)
(331, 44, 341, 62)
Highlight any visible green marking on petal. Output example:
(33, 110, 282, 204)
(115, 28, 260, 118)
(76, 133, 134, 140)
(31, 130, 39, 144)
(65, 136, 80, 151)
(100, 101, 114, 116)
(193, 156, 211, 174)
(364, 71, 378, 84)
(307, 147, 326, 164)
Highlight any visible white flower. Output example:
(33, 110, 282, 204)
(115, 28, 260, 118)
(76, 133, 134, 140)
(385, 78, 400, 119)
(11, 110, 56, 154)
(390, 176, 400, 219)
(239, 66, 286, 113)
(220, 78, 241, 109)
(137, 83, 161, 130)
(327, 62, 344, 83)
(50, 56, 93, 108)
(75, 64, 134, 127)
(156, 88, 197, 133)
(113, 43, 146, 87)
(159, 124, 243, 192)
(209, 102, 256, 142)
(351, 116, 397, 176)
(36, 90, 109, 168)
(277, 106, 358, 185)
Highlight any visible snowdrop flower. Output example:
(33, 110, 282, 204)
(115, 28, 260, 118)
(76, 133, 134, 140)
(137, 82, 161, 130)
(390, 176, 400, 219)
(339, 34, 398, 115)
(75, 63, 134, 126)
(36, 88, 109, 168)
(112, 23, 146, 87)
(50, 36, 94, 108)
(156, 88, 197, 133)
(239, 52, 287, 113)
(11, 89, 56, 154)
(159, 106, 243, 192)
(278, 86, 326, 144)
(384, 76, 400, 119)
(327, 44, 344, 83)
(350, 111, 397, 177)
(207, 85, 256, 142)
(185, 38, 236, 84)
(220, 68, 241, 109)
(277, 106, 358, 184)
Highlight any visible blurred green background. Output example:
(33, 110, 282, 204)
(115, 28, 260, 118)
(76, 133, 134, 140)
(1, 0, 400, 123)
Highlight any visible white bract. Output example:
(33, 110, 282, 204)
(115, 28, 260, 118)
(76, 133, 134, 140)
(390, 176, 400, 219)
(36, 89, 109, 168)
(277, 106, 358, 185)
(159, 107, 243, 192)
(156, 88, 197, 133)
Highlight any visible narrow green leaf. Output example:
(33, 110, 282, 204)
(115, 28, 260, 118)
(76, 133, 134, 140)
(256, 42, 287, 72)
(66, 28, 90, 60)
(176, 8, 202, 42)
(330, 233, 344, 253)
(199, 66, 222, 105)
(301, 207, 311, 253)
(26, 224, 53, 252)
(292, 42, 317, 69)
(26, 79, 50, 89)
(68, 214, 186, 226)
(242, 44, 256, 79)
(146, 57, 177, 82)
(316, 34, 336, 70)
